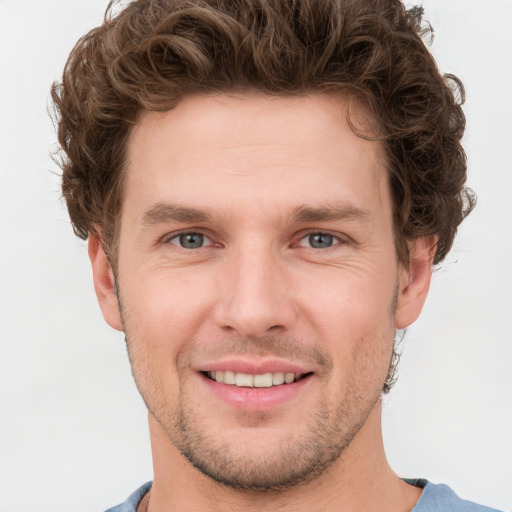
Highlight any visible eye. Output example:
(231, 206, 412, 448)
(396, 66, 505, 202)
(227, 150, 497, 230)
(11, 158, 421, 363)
(298, 232, 340, 249)
(169, 232, 212, 249)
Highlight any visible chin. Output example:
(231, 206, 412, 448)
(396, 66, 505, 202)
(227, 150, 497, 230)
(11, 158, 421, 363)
(150, 387, 379, 491)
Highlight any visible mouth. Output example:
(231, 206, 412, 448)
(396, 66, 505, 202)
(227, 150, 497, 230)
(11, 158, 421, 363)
(203, 370, 312, 388)
(199, 363, 315, 410)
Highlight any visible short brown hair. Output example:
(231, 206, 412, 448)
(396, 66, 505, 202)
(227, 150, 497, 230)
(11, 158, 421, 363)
(52, 0, 474, 267)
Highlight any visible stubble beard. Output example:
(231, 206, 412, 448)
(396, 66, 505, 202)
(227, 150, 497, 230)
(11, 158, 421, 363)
(118, 286, 399, 492)
(124, 331, 392, 492)
(168, 379, 382, 491)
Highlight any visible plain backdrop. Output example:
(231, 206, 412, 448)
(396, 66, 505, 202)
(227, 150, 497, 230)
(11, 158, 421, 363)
(1, 1, 511, 511)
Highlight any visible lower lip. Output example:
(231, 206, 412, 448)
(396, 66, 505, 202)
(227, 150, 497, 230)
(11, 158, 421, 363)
(200, 373, 313, 411)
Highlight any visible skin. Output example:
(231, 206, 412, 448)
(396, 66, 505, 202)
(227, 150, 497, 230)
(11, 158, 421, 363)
(89, 93, 435, 511)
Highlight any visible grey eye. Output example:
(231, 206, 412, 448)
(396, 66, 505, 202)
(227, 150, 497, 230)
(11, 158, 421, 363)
(307, 233, 334, 249)
(173, 233, 206, 249)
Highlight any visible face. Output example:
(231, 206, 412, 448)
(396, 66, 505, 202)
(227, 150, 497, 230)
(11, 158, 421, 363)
(91, 93, 432, 490)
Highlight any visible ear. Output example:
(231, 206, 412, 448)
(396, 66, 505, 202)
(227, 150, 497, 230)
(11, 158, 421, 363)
(395, 236, 437, 330)
(88, 233, 124, 331)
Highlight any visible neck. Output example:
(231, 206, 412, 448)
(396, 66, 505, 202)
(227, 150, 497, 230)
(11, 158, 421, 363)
(144, 401, 421, 512)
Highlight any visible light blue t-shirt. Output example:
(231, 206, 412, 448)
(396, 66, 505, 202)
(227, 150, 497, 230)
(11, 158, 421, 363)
(104, 479, 503, 511)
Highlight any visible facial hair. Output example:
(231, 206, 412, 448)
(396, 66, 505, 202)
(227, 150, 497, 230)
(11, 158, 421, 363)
(118, 285, 399, 491)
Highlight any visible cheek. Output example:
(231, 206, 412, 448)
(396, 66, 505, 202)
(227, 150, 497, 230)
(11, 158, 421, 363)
(119, 275, 196, 409)
(295, 268, 397, 382)
(296, 265, 397, 334)
(121, 268, 214, 343)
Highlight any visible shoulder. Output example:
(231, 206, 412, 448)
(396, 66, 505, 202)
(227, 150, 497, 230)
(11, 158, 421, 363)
(103, 482, 152, 512)
(410, 479, 504, 512)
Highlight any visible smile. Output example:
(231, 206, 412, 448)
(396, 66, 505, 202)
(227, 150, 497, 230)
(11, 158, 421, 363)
(206, 370, 307, 388)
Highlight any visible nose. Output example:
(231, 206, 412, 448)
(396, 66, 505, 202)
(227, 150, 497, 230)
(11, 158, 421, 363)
(213, 243, 297, 338)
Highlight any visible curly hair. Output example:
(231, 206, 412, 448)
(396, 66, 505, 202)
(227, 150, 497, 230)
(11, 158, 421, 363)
(51, 0, 474, 268)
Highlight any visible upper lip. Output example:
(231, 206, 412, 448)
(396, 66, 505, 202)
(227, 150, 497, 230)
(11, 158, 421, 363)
(197, 358, 312, 375)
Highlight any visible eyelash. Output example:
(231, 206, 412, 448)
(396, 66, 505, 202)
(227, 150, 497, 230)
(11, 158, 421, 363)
(166, 231, 215, 249)
(165, 230, 347, 250)
(296, 231, 348, 249)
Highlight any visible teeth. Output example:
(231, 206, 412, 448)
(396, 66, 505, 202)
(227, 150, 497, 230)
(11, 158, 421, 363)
(207, 371, 302, 387)
(224, 371, 236, 385)
(253, 373, 272, 387)
(235, 373, 254, 387)
(272, 372, 285, 385)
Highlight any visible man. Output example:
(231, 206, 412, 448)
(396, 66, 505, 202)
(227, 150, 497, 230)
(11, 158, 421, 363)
(51, 0, 502, 511)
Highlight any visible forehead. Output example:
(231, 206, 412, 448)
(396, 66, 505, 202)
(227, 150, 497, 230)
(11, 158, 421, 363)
(123, 93, 389, 223)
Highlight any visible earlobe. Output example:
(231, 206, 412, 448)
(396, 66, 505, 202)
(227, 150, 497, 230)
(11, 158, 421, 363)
(88, 233, 124, 331)
(395, 236, 437, 330)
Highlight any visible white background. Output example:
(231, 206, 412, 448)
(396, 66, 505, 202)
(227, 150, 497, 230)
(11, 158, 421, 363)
(1, 1, 511, 510)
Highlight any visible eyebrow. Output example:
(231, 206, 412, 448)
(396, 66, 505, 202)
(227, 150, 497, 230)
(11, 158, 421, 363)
(141, 203, 212, 226)
(292, 205, 369, 223)
(140, 202, 370, 227)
